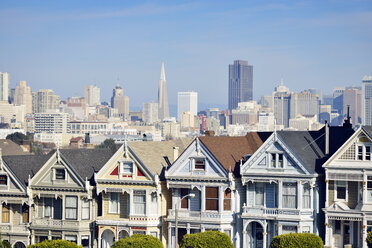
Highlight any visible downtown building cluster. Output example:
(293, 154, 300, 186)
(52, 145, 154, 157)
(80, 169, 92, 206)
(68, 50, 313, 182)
(4, 118, 372, 247)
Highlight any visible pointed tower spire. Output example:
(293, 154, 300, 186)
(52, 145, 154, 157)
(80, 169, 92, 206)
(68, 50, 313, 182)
(158, 61, 170, 120)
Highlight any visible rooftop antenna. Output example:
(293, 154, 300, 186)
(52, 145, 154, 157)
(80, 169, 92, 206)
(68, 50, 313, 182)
(280, 78, 284, 86)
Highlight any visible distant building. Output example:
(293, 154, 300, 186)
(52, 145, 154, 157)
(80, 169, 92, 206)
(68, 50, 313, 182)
(142, 102, 159, 124)
(322, 94, 333, 107)
(177, 91, 198, 120)
(362, 75, 372, 125)
(0, 72, 9, 102)
(14, 81, 32, 114)
(84, 85, 100, 106)
(65, 96, 87, 120)
(273, 92, 291, 127)
(231, 101, 260, 125)
(290, 90, 320, 119)
(228, 60, 253, 110)
(111, 85, 130, 120)
(158, 62, 170, 120)
(34, 111, 70, 134)
(32, 89, 60, 113)
(343, 87, 361, 125)
(333, 87, 345, 115)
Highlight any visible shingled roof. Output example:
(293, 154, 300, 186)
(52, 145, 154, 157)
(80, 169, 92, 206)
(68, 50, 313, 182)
(199, 132, 272, 174)
(128, 138, 193, 175)
(3, 154, 53, 187)
(0, 139, 28, 155)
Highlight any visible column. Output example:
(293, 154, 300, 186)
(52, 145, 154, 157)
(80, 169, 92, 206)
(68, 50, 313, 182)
(242, 230, 247, 248)
(297, 180, 302, 209)
(187, 223, 191, 234)
(201, 186, 206, 211)
(98, 236, 101, 248)
(310, 182, 314, 210)
(278, 180, 283, 209)
(129, 189, 133, 215)
(62, 195, 65, 220)
(324, 214, 329, 246)
(168, 226, 172, 248)
(77, 195, 82, 221)
(325, 179, 329, 207)
(146, 189, 150, 216)
(263, 231, 267, 248)
(363, 217, 367, 248)
(363, 172, 367, 204)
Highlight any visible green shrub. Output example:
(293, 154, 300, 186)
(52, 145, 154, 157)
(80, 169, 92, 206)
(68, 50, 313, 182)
(111, 234, 163, 248)
(269, 233, 323, 248)
(28, 239, 82, 248)
(2, 241, 11, 248)
(180, 231, 234, 248)
(367, 231, 372, 248)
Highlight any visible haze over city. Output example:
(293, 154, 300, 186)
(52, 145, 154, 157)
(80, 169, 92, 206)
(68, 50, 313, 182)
(1, 0, 372, 109)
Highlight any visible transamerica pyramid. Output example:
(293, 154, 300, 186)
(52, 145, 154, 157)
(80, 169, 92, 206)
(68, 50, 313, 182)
(158, 61, 170, 120)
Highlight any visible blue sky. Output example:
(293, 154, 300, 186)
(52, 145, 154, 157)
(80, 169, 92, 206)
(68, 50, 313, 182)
(1, 0, 372, 110)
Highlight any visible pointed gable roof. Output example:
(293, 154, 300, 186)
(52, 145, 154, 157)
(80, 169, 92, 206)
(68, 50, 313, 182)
(198, 132, 271, 173)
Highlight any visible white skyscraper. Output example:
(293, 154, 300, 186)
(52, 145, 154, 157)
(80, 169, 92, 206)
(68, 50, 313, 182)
(362, 75, 372, 125)
(0, 72, 9, 102)
(177, 91, 198, 120)
(84, 85, 101, 106)
(158, 62, 170, 120)
(142, 102, 159, 124)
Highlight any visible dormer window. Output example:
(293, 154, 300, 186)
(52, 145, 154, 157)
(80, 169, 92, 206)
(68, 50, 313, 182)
(55, 169, 65, 180)
(120, 161, 133, 174)
(0, 175, 7, 185)
(269, 153, 284, 168)
(357, 145, 371, 161)
(195, 158, 205, 170)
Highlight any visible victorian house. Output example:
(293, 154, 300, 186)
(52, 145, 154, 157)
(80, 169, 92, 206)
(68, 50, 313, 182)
(323, 125, 372, 248)
(3, 148, 117, 248)
(240, 124, 353, 248)
(164, 133, 271, 248)
(94, 139, 190, 248)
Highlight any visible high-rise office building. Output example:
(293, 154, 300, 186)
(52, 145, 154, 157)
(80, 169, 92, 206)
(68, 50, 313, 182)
(333, 87, 345, 115)
(32, 89, 60, 113)
(84, 85, 100, 106)
(343, 87, 361, 124)
(142, 102, 159, 124)
(14, 81, 32, 114)
(273, 92, 291, 127)
(362, 75, 372, 125)
(290, 90, 320, 119)
(228, 60, 253, 110)
(0, 72, 9, 102)
(111, 85, 130, 120)
(158, 61, 169, 120)
(177, 91, 198, 120)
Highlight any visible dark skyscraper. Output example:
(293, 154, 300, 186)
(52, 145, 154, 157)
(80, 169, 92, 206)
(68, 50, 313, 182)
(228, 60, 253, 110)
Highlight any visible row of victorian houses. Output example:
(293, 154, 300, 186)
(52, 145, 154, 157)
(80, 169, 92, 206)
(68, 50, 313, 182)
(1, 117, 372, 248)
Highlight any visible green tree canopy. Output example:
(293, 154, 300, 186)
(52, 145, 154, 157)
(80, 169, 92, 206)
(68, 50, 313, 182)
(112, 234, 164, 248)
(180, 231, 234, 248)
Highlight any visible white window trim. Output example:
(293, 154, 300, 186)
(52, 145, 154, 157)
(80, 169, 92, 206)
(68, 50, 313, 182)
(0, 173, 9, 189)
(54, 168, 66, 181)
(356, 143, 372, 161)
(192, 157, 207, 171)
(335, 181, 348, 202)
(268, 153, 285, 169)
(108, 192, 120, 214)
(119, 161, 134, 176)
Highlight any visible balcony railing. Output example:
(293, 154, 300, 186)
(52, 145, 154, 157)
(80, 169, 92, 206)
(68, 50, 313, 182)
(0, 224, 29, 233)
(167, 209, 233, 221)
(242, 206, 302, 217)
(31, 219, 80, 229)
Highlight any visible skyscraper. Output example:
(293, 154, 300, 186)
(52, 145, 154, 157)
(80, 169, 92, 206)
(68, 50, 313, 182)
(111, 85, 130, 120)
(14, 81, 32, 114)
(158, 61, 169, 120)
(177, 91, 198, 120)
(84, 85, 100, 106)
(142, 102, 159, 124)
(32, 89, 60, 113)
(228, 60, 253, 110)
(343, 87, 361, 124)
(0, 72, 9, 102)
(362, 75, 372, 125)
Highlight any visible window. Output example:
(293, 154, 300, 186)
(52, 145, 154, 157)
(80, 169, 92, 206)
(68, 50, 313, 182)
(2, 204, 9, 223)
(65, 196, 78, 220)
(283, 182, 297, 208)
(224, 189, 231, 211)
(120, 162, 133, 174)
(367, 146, 371, 160)
(270, 153, 284, 168)
(335, 220, 341, 234)
(255, 183, 264, 206)
(65, 235, 77, 243)
(206, 187, 218, 211)
(195, 158, 205, 170)
(150, 193, 158, 215)
(44, 198, 52, 218)
(81, 236, 89, 248)
(0, 175, 7, 185)
(357, 145, 371, 160)
(55, 169, 65, 180)
(282, 225, 297, 234)
(302, 183, 311, 209)
(133, 230, 146, 235)
(278, 154, 283, 168)
(133, 191, 146, 215)
(358, 146, 363, 160)
(22, 205, 29, 223)
(82, 199, 90, 220)
(109, 193, 119, 214)
(180, 189, 189, 209)
(270, 154, 275, 167)
(336, 181, 346, 200)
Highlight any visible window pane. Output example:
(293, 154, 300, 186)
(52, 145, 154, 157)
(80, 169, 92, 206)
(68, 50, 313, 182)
(180, 189, 189, 209)
(0, 175, 7, 185)
(224, 189, 231, 211)
(2, 205, 9, 223)
(206, 187, 219, 211)
(302, 183, 311, 208)
(109, 193, 119, 213)
(195, 159, 205, 170)
(134, 191, 146, 215)
(82, 200, 90, 220)
(255, 183, 264, 206)
(44, 198, 52, 218)
(283, 182, 297, 208)
(66, 196, 77, 220)
(22, 205, 29, 223)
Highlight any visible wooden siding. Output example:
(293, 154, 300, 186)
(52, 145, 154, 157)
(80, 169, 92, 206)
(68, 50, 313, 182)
(328, 180, 334, 206)
(119, 193, 129, 218)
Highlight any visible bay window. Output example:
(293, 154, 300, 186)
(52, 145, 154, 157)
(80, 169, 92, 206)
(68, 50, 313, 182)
(180, 189, 189, 209)
(336, 181, 346, 200)
(206, 187, 218, 211)
(133, 191, 146, 215)
(66, 196, 78, 220)
(302, 183, 311, 209)
(2, 204, 9, 223)
(82, 199, 90, 220)
(283, 182, 297, 208)
(109, 192, 119, 214)
(255, 183, 264, 206)
(224, 189, 231, 211)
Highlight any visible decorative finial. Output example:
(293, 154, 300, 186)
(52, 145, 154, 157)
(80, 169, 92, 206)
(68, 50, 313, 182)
(124, 134, 129, 159)
(196, 137, 201, 155)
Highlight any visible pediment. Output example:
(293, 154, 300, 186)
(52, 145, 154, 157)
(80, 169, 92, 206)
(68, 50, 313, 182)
(96, 144, 153, 182)
(242, 133, 310, 175)
(30, 151, 85, 189)
(166, 138, 227, 179)
(327, 201, 350, 211)
(0, 161, 26, 194)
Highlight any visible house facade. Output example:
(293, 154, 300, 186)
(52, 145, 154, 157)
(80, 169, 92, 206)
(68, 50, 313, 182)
(323, 126, 372, 248)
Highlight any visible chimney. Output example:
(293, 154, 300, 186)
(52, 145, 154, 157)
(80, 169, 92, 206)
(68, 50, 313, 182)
(325, 121, 329, 155)
(173, 146, 179, 162)
(85, 133, 90, 144)
(343, 105, 352, 128)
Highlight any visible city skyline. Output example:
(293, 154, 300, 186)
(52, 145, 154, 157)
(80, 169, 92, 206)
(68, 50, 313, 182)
(1, 0, 372, 108)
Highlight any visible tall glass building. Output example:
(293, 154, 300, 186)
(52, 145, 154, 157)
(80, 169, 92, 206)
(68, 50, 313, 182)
(362, 75, 372, 125)
(228, 60, 253, 110)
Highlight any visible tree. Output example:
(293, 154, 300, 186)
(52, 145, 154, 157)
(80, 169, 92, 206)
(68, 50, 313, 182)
(6, 132, 28, 145)
(28, 240, 82, 248)
(180, 231, 234, 248)
(97, 138, 117, 151)
(367, 231, 372, 248)
(112, 234, 163, 248)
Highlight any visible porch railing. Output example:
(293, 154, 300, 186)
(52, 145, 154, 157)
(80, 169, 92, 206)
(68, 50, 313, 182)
(242, 206, 301, 217)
